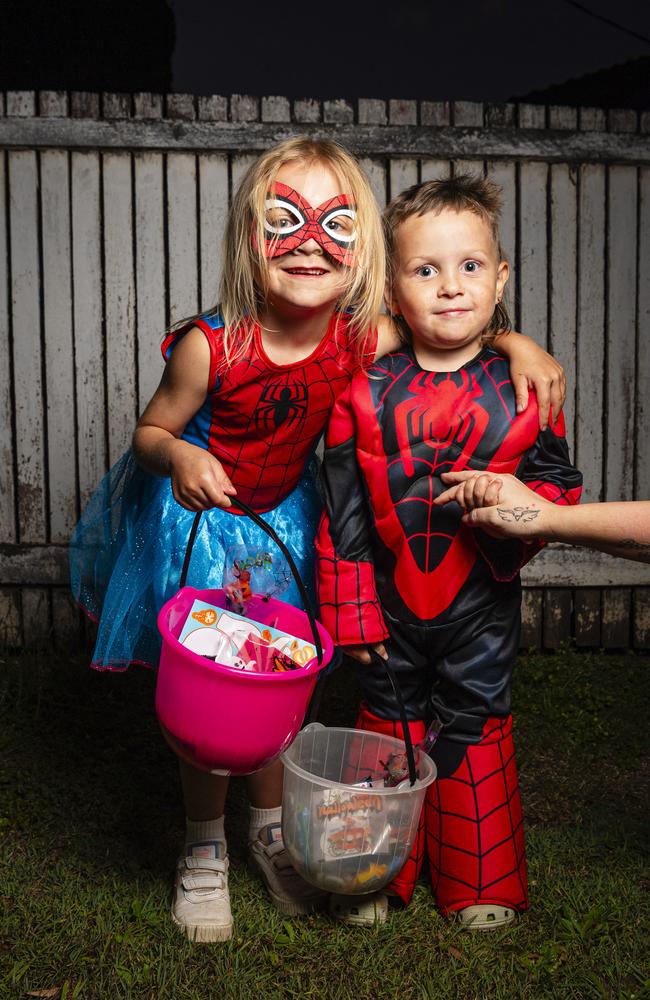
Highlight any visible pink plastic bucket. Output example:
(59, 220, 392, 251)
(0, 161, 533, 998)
(156, 585, 333, 775)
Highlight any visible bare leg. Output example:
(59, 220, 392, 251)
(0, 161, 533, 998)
(179, 759, 229, 820)
(246, 758, 284, 808)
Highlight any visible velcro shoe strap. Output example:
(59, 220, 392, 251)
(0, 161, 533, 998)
(182, 873, 226, 891)
(263, 841, 294, 871)
(184, 856, 228, 874)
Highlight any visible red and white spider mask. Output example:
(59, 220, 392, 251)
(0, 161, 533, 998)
(261, 182, 357, 266)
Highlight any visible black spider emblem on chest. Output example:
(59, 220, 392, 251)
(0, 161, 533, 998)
(255, 381, 310, 429)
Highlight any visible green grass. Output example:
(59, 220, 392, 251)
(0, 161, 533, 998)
(1, 647, 649, 1000)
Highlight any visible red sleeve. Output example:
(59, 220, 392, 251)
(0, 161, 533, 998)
(476, 409, 583, 581)
(315, 383, 388, 647)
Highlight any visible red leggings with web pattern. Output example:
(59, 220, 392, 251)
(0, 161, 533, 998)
(356, 705, 529, 914)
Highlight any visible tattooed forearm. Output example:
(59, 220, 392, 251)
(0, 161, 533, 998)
(496, 506, 541, 523)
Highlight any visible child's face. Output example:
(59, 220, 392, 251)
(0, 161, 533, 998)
(262, 160, 352, 318)
(389, 208, 509, 370)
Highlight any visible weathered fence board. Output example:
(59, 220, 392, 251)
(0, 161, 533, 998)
(104, 153, 137, 463)
(167, 153, 199, 325)
(198, 154, 228, 311)
(519, 161, 549, 350)
(41, 149, 76, 542)
(639, 167, 650, 500)
(9, 149, 47, 542)
(576, 164, 606, 503)
(71, 152, 106, 506)
(0, 152, 15, 543)
(605, 166, 637, 502)
(1, 91, 649, 650)
(549, 164, 577, 450)
(134, 152, 166, 411)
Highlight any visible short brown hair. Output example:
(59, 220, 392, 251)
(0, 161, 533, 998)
(383, 174, 511, 344)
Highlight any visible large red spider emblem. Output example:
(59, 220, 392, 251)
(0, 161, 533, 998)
(394, 370, 488, 476)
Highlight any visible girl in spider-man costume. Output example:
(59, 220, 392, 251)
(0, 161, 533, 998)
(69, 137, 568, 943)
(316, 176, 582, 930)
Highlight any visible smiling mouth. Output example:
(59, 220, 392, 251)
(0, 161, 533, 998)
(283, 267, 329, 276)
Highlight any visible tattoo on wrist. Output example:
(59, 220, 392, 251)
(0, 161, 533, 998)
(496, 506, 540, 523)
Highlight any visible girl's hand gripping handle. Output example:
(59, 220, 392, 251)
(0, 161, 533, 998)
(169, 440, 237, 511)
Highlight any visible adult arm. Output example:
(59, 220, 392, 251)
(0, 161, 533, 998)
(436, 472, 650, 563)
(133, 326, 236, 510)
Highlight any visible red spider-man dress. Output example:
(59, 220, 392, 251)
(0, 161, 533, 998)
(316, 345, 582, 914)
(70, 310, 374, 671)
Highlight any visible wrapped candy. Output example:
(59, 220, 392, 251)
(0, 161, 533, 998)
(222, 545, 292, 613)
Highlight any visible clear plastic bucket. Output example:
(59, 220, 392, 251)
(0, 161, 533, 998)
(282, 723, 437, 895)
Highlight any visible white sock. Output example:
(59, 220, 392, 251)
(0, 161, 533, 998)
(185, 815, 226, 852)
(248, 805, 282, 843)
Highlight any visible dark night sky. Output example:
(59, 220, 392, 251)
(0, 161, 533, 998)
(1, 0, 649, 105)
(170, 0, 650, 103)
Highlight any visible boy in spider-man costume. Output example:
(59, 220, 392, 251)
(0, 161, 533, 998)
(316, 176, 582, 930)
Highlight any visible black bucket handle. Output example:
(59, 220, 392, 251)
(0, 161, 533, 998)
(178, 500, 324, 665)
(305, 646, 419, 787)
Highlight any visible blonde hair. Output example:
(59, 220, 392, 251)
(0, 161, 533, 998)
(383, 174, 511, 345)
(206, 138, 384, 365)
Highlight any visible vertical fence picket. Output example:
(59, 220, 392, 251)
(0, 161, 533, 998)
(549, 163, 578, 450)
(419, 160, 450, 182)
(575, 164, 606, 502)
(359, 158, 387, 208)
(72, 152, 106, 507)
(103, 153, 137, 464)
(199, 154, 229, 310)
(389, 159, 418, 200)
(41, 149, 76, 542)
(9, 150, 47, 542)
(0, 152, 15, 543)
(230, 155, 258, 198)
(518, 161, 549, 349)
(167, 153, 199, 325)
(635, 167, 649, 500)
(486, 161, 517, 317)
(134, 153, 166, 412)
(605, 166, 637, 502)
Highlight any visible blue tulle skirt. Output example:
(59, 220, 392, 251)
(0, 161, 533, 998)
(69, 451, 323, 671)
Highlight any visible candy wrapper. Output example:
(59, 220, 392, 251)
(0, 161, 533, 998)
(222, 545, 292, 613)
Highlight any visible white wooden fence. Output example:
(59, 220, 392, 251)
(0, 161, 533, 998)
(0, 90, 649, 650)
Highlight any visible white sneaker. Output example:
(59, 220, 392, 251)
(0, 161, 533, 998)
(329, 892, 389, 926)
(457, 904, 516, 931)
(171, 840, 233, 942)
(248, 823, 328, 916)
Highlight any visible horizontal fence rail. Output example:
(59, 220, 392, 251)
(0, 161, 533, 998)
(0, 90, 649, 650)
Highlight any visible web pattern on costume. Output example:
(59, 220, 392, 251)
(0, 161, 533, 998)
(164, 315, 372, 513)
(355, 708, 528, 911)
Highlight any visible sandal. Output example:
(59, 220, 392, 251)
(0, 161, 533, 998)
(457, 904, 516, 931)
(329, 892, 389, 926)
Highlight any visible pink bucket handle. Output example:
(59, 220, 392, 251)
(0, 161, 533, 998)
(179, 499, 324, 665)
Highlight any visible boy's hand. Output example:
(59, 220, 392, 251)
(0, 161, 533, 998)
(494, 330, 566, 430)
(436, 470, 552, 539)
(169, 440, 237, 511)
(435, 471, 503, 512)
(343, 642, 388, 665)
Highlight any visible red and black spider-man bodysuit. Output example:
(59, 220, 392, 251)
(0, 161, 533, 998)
(316, 345, 582, 914)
